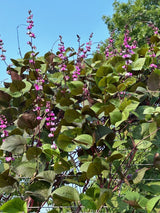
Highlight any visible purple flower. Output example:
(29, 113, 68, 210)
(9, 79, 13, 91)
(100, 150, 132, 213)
(45, 109, 50, 113)
(29, 59, 35, 64)
(125, 72, 133, 77)
(150, 64, 157, 68)
(48, 133, 54, 138)
(51, 143, 57, 149)
(34, 84, 43, 91)
(37, 116, 42, 120)
(50, 127, 56, 132)
(64, 75, 70, 81)
(5, 157, 15, 162)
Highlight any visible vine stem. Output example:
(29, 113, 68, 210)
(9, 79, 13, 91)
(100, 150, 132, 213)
(16, 24, 27, 58)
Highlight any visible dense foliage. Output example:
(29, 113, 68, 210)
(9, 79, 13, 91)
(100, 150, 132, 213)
(102, 0, 160, 47)
(1, 10, 160, 213)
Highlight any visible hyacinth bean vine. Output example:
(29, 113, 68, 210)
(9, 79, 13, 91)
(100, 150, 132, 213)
(1, 10, 160, 213)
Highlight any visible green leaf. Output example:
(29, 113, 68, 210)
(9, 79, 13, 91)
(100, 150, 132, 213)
(92, 53, 104, 63)
(132, 58, 146, 71)
(95, 125, 113, 142)
(36, 170, 56, 183)
(117, 83, 126, 91)
(15, 162, 37, 178)
(98, 76, 107, 88)
(149, 122, 157, 140)
(80, 162, 91, 172)
(1, 135, 27, 154)
(26, 181, 51, 201)
(107, 84, 117, 94)
(81, 105, 97, 117)
(146, 195, 160, 213)
(136, 140, 152, 149)
(57, 134, 76, 152)
(145, 182, 160, 195)
(80, 194, 97, 210)
(96, 65, 113, 77)
(48, 72, 64, 84)
(11, 58, 23, 66)
(109, 109, 122, 125)
(74, 134, 93, 149)
(0, 169, 17, 188)
(137, 47, 149, 56)
(124, 191, 141, 208)
(53, 186, 80, 202)
(64, 109, 81, 123)
(96, 189, 112, 209)
(86, 157, 108, 178)
(150, 35, 160, 43)
(10, 80, 26, 92)
(0, 163, 9, 173)
(0, 198, 27, 213)
(112, 140, 127, 148)
(148, 72, 160, 91)
(107, 151, 123, 162)
(143, 107, 155, 114)
(1, 107, 18, 123)
(68, 81, 84, 95)
(0, 90, 11, 107)
(26, 147, 42, 160)
(133, 167, 148, 184)
(21, 79, 32, 93)
(54, 158, 70, 174)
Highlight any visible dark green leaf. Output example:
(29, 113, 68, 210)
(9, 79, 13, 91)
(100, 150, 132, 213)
(68, 81, 84, 95)
(96, 65, 113, 77)
(26, 147, 42, 160)
(26, 181, 51, 201)
(64, 109, 81, 123)
(148, 72, 160, 91)
(10, 80, 26, 92)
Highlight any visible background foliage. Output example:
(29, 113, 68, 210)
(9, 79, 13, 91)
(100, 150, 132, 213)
(102, 0, 160, 48)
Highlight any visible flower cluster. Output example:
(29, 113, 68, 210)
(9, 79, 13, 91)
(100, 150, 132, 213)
(34, 69, 44, 91)
(79, 33, 93, 59)
(72, 65, 81, 81)
(0, 115, 8, 141)
(26, 10, 36, 50)
(72, 33, 93, 81)
(58, 36, 66, 61)
(120, 28, 137, 71)
(57, 36, 71, 81)
(46, 111, 56, 138)
(0, 38, 6, 61)
(105, 32, 118, 59)
(44, 101, 57, 149)
(148, 22, 159, 35)
(58, 36, 68, 72)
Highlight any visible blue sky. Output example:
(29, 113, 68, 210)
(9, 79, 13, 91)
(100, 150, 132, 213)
(0, 0, 127, 83)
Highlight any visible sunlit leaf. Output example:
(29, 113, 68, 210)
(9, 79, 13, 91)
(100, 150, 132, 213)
(0, 198, 27, 213)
